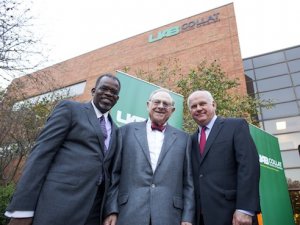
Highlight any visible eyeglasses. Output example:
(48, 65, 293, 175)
(149, 99, 174, 109)
(98, 86, 119, 96)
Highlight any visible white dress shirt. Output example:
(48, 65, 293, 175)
(146, 119, 165, 172)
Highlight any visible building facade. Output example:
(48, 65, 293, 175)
(11, 3, 247, 102)
(243, 45, 300, 182)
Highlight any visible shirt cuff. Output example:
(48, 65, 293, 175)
(237, 209, 254, 216)
(5, 211, 34, 218)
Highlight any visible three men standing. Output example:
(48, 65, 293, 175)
(6, 78, 260, 225)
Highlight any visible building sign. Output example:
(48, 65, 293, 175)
(148, 13, 220, 43)
(249, 125, 294, 225)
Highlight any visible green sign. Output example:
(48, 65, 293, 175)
(250, 125, 294, 225)
(110, 71, 183, 129)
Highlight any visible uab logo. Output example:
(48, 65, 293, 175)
(116, 110, 145, 125)
(148, 26, 180, 43)
(148, 13, 220, 43)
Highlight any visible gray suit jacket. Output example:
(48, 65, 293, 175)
(6, 100, 119, 225)
(105, 121, 195, 225)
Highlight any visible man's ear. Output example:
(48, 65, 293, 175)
(91, 88, 95, 96)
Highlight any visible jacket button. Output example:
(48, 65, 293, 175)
(199, 174, 204, 178)
(151, 184, 156, 188)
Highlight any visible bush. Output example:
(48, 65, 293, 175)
(0, 184, 15, 225)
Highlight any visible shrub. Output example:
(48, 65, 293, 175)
(0, 184, 15, 225)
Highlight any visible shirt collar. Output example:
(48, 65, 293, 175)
(147, 119, 167, 132)
(198, 115, 217, 131)
(91, 101, 109, 119)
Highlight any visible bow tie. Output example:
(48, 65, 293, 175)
(151, 123, 165, 132)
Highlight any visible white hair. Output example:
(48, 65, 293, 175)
(187, 90, 214, 109)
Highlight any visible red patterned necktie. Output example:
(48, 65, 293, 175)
(199, 126, 206, 155)
(151, 122, 165, 132)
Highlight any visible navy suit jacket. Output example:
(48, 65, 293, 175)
(191, 117, 260, 225)
(6, 100, 118, 225)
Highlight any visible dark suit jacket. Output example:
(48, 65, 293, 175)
(105, 121, 195, 225)
(191, 117, 260, 225)
(6, 100, 118, 225)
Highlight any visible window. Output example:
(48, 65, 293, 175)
(288, 59, 300, 73)
(259, 88, 296, 104)
(295, 86, 300, 99)
(245, 69, 255, 79)
(263, 116, 300, 135)
(285, 46, 300, 60)
(254, 63, 289, 79)
(243, 59, 253, 70)
(285, 169, 300, 182)
(281, 150, 300, 168)
(253, 51, 285, 67)
(261, 102, 299, 119)
(13, 81, 86, 110)
(256, 75, 292, 92)
(276, 132, 300, 150)
(291, 72, 300, 85)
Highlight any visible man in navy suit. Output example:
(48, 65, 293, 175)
(103, 89, 195, 225)
(5, 73, 121, 225)
(187, 90, 260, 225)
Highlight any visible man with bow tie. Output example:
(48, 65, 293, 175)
(103, 89, 195, 225)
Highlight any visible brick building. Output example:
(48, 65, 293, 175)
(11, 3, 247, 102)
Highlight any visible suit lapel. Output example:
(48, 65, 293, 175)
(200, 117, 224, 165)
(156, 125, 177, 166)
(134, 122, 152, 167)
(192, 131, 201, 167)
(84, 102, 105, 157)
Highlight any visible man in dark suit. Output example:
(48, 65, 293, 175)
(5, 73, 121, 225)
(187, 90, 260, 225)
(103, 89, 195, 225)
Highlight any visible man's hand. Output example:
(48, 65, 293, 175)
(232, 210, 252, 225)
(103, 214, 117, 225)
(181, 222, 192, 225)
(7, 218, 33, 225)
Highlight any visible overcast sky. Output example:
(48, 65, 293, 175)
(30, 0, 300, 66)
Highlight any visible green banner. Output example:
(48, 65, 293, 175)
(110, 71, 184, 129)
(250, 125, 294, 225)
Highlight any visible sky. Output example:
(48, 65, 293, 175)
(1, 0, 299, 87)
(29, 0, 299, 65)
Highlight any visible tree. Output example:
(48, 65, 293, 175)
(0, 91, 65, 185)
(0, 72, 71, 185)
(0, 0, 44, 85)
(176, 60, 270, 133)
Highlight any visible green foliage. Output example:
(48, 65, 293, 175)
(0, 90, 66, 185)
(177, 60, 265, 133)
(0, 183, 15, 225)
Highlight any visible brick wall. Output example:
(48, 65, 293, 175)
(11, 3, 246, 101)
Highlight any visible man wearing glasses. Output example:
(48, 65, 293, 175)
(103, 89, 195, 225)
